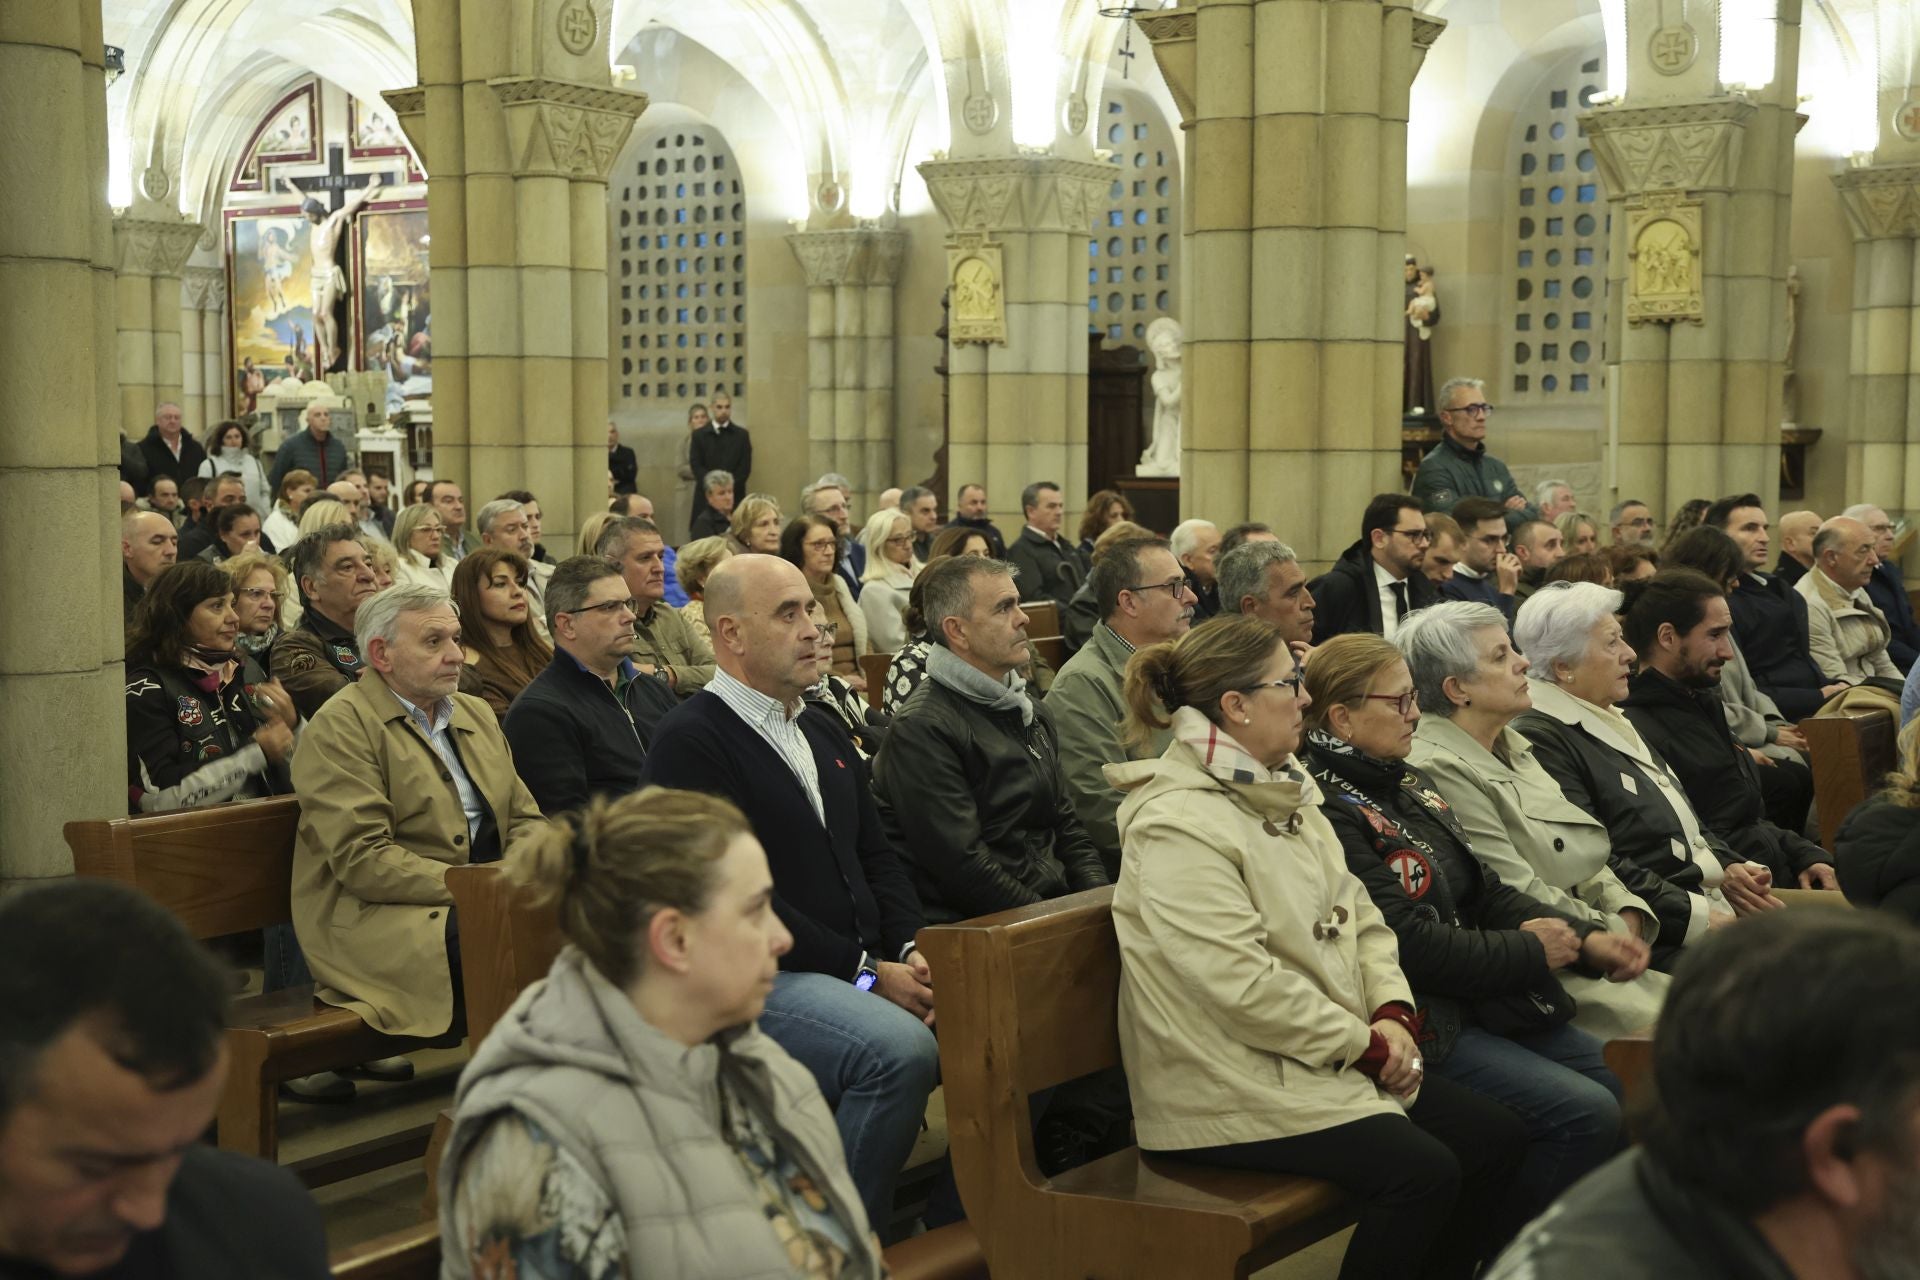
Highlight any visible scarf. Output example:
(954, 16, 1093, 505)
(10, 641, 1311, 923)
(1170, 705, 1305, 786)
(925, 642, 1032, 726)
(180, 647, 238, 691)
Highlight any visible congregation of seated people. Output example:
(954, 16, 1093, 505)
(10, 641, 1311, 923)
(43, 391, 1920, 1280)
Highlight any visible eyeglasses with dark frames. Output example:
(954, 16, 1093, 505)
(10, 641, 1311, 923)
(564, 597, 640, 618)
(1124, 578, 1193, 598)
(1243, 672, 1306, 699)
(1446, 402, 1495, 416)
(1363, 690, 1419, 717)
(1389, 527, 1433, 544)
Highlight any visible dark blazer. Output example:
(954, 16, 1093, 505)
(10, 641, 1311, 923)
(1513, 701, 1723, 964)
(122, 1145, 329, 1278)
(872, 674, 1108, 925)
(1618, 668, 1828, 884)
(502, 650, 678, 816)
(1437, 567, 1514, 621)
(1835, 797, 1920, 922)
(1729, 571, 1832, 719)
(1005, 526, 1085, 609)
(1866, 560, 1920, 672)
(1773, 552, 1810, 589)
(135, 425, 207, 496)
(1309, 540, 1438, 644)
(178, 512, 220, 561)
(688, 423, 752, 521)
(609, 442, 638, 494)
(689, 504, 731, 541)
(640, 688, 924, 978)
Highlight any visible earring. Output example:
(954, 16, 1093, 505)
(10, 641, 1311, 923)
(1242, 717, 1252, 725)
(1463, 698, 1472, 707)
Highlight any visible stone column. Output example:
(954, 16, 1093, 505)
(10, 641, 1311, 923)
(113, 212, 202, 434)
(181, 266, 226, 434)
(385, 0, 645, 553)
(918, 155, 1112, 534)
(786, 229, 907, 514)
(1144, 0, 1431, 565)
(0, 0, 125, 883)
(1583, 2, 1801, 518)
(1833, 140, 1920, 509)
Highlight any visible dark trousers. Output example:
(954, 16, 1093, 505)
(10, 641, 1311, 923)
(1153, 1076, 1527, 1280)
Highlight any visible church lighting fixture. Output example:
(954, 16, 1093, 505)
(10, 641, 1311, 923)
(1717, 0, 1779, 92)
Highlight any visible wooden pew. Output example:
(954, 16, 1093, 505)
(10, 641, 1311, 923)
(65, 798, 431, 1179)
(1802, 708, 1898, 853)
(917, 886, 1355, 1279)
(1603, 1032, 1657, 1139)
(1021, 599, 1061, 640)
(860, 650, 893, 711)
(431, 863, 985, 1278)
(330, 1221, 439, 1279)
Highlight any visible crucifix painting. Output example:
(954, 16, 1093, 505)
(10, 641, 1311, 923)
(279, 145, 387, 374)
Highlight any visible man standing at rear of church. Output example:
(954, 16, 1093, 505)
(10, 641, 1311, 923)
(134, 402, 205, 498)
(269, 402, 350, 491)
(688, 391, 751, 530)
(1411, 377, 1534, 530)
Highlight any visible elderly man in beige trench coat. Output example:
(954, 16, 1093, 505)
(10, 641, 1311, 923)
(290, 583, 545, 1040)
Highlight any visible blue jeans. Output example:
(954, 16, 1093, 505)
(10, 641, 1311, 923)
(1431, 1022, 1622, 1237)
(759, 970, 941, 1231)
(262, 923, 313, 993)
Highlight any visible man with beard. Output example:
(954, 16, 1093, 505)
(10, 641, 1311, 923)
(1709, 493, 1846, 720)
(1488, 909, 1920, 1279)
(1311, 493, 1440, 643)
(1617, 569, 1836, 892)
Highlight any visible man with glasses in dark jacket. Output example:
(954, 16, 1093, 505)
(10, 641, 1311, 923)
(1311, 493, 1440, 643)
(1412, 378, 1535, 531)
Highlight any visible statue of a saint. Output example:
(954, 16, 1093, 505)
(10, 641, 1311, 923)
(1782, 264, 1801, 428)
(1137, 316, 1183, 477)
(1403, 255, 1439, 416)
(280, 173, 382, 375)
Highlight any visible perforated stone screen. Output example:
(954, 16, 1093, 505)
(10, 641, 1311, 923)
(1505, 53, 1609, 405)
(614, 126, 746, 404)
(1088, 86, 1180, 344)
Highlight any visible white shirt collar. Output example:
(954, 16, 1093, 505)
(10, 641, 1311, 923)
(1372, 559, 1406, 588)
(710, 668, 803, 723)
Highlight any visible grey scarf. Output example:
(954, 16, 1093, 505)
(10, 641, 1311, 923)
(926, 642, 1033, 726)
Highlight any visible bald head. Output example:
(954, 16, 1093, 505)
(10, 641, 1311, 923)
(1778, 510, 1822, 567)
(121, 511, 178, 586)
(326, 480, 364, 518)
(704, 554, 820, 701)
(1814, 516, 1879, 592)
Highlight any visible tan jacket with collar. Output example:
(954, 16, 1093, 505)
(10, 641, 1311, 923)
(1105, 738, 1413, 1150)
(1797, 567, 1900, 683)
(290, 670, 546, 1037)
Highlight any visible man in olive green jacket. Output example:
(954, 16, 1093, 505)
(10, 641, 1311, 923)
(1411, 376, 1536, 532)
(1049, 536, 1191, 873)
(291, 585, 545, 1040)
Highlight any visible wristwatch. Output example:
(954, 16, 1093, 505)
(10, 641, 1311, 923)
(854, 952, 880, 992)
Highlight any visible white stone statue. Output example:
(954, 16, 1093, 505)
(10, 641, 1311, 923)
(1137, 316, 1183, 477)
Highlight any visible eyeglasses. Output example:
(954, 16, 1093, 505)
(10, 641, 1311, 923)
(1243, 672, 1306, 699)
(236, 587, 285, 604)
(1124, 578, 1193, 598)
(1389, 528, 1433, 544)
(884, 535, 914, 546)
(816, 623, 840, 639)
(1446, 402, 1495, 417)
(565, 597, 639, 618)
(1363, 690, 1419, 717)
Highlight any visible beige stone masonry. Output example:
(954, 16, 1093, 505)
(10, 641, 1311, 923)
(113, 213, 202, 435)
(1834, 165, 1920, 511)
(181, 266, 226, 435)
(787, 229, 906, 514)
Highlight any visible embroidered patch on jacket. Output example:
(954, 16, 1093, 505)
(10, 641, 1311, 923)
(329, 642, 359, 668)
(126, 677, 160, 698)
(176, 696, 204, 727)
(283, 650, 318, 673)
(1387, 849, 1434, 898)
(1360, 807, 1397, 837)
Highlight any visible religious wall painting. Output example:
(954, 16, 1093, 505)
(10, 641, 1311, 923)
(353, 203, 432, 416)
(948, 234, 1006, 346)
(348, 96, 426, 179)
(230, 82, 320, 193)
(1625, 195, 1704, 326)
(226, 206, 322, 411)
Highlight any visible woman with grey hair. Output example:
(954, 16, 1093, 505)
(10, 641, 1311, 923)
(1511, 583, 1781, 968)
(1400, 601, 1673, 1038)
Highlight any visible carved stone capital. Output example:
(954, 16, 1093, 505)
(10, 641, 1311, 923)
(112, 215, 204, 278)
(1412, 16, 1447, 81)
(381, 86, 428, 170)
(915, 155, 1115, 236)
(1579, 99, 1754, 196)
(1140, 8, 1197, 125)
(1833, 165, 1920, 241)
(785, 229, 908, 288)
(488, 77, 650, 181)
(182, 267, 227, 312)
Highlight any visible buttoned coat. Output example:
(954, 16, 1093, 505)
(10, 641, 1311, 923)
(1106, 740, 1414, 1151)
(290, 671, 545, 1038)
(1797, 567, 1901, 683)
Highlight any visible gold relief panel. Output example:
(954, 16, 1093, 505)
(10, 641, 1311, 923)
(948, 234, 1007, 346)
(1625, 194, 1704, 327)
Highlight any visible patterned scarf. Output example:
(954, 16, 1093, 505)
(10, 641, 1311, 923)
(926, 642, 1033, 726)
(1171, 705, 1307, 786)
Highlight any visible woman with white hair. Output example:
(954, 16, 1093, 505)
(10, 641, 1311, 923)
(1510, 583, 1782, 969)
(1399, 601, 1673, 1038)
(857, 507, 917, 653)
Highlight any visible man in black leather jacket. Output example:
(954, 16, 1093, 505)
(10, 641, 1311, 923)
(1490, 911, 1920, 1279)
(873, 555, 1109, 924)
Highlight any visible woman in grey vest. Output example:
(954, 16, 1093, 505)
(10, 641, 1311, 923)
(438, 788, 884, 1279)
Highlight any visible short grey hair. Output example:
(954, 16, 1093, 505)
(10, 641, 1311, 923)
(1535, 478, 1573, 508)
(921, 556, 1019, 647)
(354, 583, 452, 656)
(1217, 540, 1299, 615)
(474, 498, 523, 536)
(595, 515, 659, 559)
(1841, 503, 1884, 522)
(799, 481, 843, 515)
(1610, 498, 1648, 524)
(816, 472, 853, 493)
(1436, 377, 1485, 412)
(703, 469, 734, 494)
(900, 485, 935, 510)
(290, 522, 364, 589)
(545, 554, 623, 631)
(1169, 518, 1218, 560)
(1394, 601, 1508, 719)
(1513, 581, 1624, 680)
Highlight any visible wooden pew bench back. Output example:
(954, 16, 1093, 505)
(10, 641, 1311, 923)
(1803, 710, 1898, 853)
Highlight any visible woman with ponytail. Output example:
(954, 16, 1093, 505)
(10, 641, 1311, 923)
(438, 787, 886, 1280)
(1107, 614, 1525, 1280)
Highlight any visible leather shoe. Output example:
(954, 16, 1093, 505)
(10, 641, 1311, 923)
(279, 1071, 355, 1104)
(343, 1056, 415, 1083)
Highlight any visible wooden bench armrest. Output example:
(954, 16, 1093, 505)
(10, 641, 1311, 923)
(329, 1220, 439, 1279)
